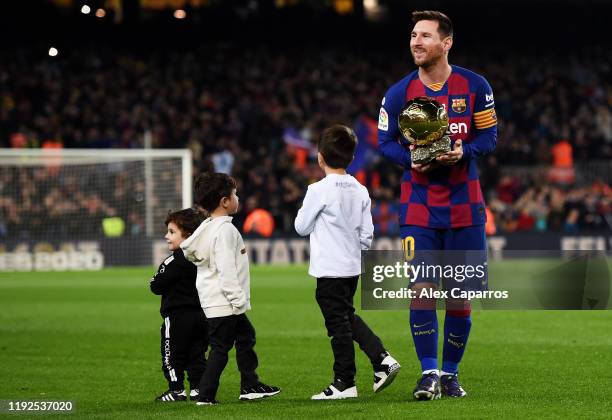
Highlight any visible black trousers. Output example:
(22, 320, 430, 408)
(160, 309, 208, 391)
(316, 276, 386, 384)
(199, 313, 259, 399)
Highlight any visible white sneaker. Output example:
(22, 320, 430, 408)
(373, 352, 401, 393)
(311, 380, 358, 400)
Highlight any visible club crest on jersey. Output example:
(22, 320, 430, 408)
(451, 98, 467, 113)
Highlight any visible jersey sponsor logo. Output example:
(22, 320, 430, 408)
(164, 255, 175, 265)
(378, 107, 389, 131)
(447, 122, 468, 134)
(485, 93, 494, 103)
(451, 98, 467, 113)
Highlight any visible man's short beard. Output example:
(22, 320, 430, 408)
(414, 57, 431, 68)
(412, 49, 444, 69)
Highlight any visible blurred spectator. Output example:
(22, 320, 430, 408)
(243, 209, 275, 238)
(548, 138, 575, 185)
(485, 207, 496, 235)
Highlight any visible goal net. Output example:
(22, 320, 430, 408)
(0, 149, 192, 271)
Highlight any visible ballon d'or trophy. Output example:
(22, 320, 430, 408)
(398, 96, 451, 165)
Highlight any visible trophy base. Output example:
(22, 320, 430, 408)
(411, 137, 452, 165)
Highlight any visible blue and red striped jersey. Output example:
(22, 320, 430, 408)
(378, 65, 497, 229)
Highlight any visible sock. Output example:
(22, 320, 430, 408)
(442, 313, 472, 374)
(410, 309, 438, 372)
(423, 369, 439, 376)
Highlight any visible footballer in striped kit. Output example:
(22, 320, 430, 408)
(378, 10, 497, 400)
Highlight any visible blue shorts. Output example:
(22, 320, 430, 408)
(400, 225, 486, 251)
(400, 225, 488, 290)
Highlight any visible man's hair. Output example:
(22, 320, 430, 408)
(193, 172, 237, 212)
(318, 125, 357, 169)
(412, 10, 453, 38)
(165, 208, 206, 237)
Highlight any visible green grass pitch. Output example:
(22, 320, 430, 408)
(1, 264, 611, 419)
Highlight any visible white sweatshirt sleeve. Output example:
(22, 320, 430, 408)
(214, 225, 247, 310)
(360, 195, 374, 250)
(294, 185, 324, 236)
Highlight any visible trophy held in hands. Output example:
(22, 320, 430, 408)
(398, 96, 451, 165)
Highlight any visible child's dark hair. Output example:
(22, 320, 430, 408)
(318, 124, 357, 169)
(165, 208, 206, 237)
(193, 172, 237, 212)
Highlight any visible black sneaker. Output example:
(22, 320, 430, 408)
(155, 389, 187, 402)
(441, 373, 467, 397)
(311, 378, 357, 400)
(413, 372, 441, 401)
(189, 388, 199, 400)
(239, 382, 281, 401)
(196, 396, 219, 406)
(373, 352, 401, 393)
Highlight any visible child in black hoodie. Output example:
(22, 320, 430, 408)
(150, 208, 207, 402)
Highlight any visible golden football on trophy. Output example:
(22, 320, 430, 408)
(398, 96, 451, 164)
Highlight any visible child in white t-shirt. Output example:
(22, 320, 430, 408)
(295, 124, 401, 400)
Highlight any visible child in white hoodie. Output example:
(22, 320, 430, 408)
(180, 172, 280, 405)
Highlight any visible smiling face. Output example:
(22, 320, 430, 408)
(410, 19, 452, 68)
(164, 221, 186, 251)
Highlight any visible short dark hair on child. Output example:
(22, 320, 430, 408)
(318, 125, 357, 169)
(165, 208, 206, 237)
(193, 172, 237, 212)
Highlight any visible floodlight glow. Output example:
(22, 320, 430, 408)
(174, 9, 186, 19)
(95, 8, 106, 18)
(48, 47, 58, 57)
(364, 0, 378, 10)
(80, 5, 91, 14)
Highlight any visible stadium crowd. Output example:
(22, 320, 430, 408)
(1, 44, 611, 238)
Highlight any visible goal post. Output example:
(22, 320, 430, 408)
(0, 148, 192, 271)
